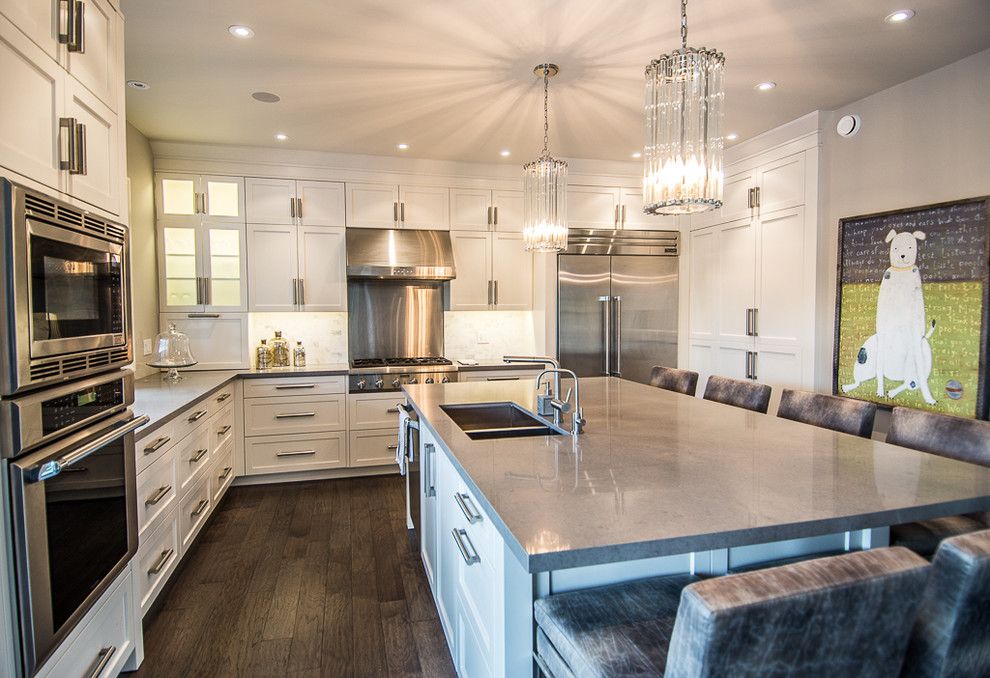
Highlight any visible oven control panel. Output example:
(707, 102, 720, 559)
(349, 371, 457, 393)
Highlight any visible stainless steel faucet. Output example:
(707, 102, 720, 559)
(536, 368, 585, 435)
(504, 355, 562, 426)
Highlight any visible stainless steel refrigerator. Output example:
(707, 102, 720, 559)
(557, 229, 680, 385)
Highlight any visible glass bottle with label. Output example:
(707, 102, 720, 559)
(293, 341, 306, 367)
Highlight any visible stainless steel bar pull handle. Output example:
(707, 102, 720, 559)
(85, 645, 116, 678)
(425, 443, 436, 497)
(493, 206, 498, 225)
(393, 201, 398, 224)
(274, 411, 316, 419)
(454, 492, 483, 524)
(493, 280, 499, 306)
(216, 392, 231, 403)
(296, 197, 303, 219)
(752, 308, 758, 336)
(30, 415, 149, 483)
(191, 499, 210, 517)
(217, 425, 232, 436)
(189, 448, 208, 463)
(452, 528, 480, 565)
(71, 121, 87, 175)
(599, 296, 611, 375)
(147, 549, 175, 576)
(612, 295, 622, 377)
(386, 444, 399, 450)
(145, 485, 172, 506)
(292, 278, 299, 306)
(274, 383, 316, 390)
(386, 406, 400, 413)
(58, 117, 76, 171)
(276, 449, 316, 457)
(290, 197, 296, 219)
(298, 278, 305, 306)
(144, 436, 171, 454)
(751, 351, 758, 381)
(487, 206, 493, 227)
(219, 466, 233, 481)
(745, 309, 754, 337)
(487, 280, 493, 306)
(70, 0, 85, 52)
(400, 202, 405, 223)
(621, 205, 627, 226)
(188, 410, 208, 422)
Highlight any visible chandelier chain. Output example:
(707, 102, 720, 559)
(681, 0, 688, 49)
(541, 63, 550, 158)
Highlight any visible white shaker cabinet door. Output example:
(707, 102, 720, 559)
(63, 76, 119, 214)
(297, 180, 345, 227)
(491, 233, 532, 310)
(449, 231, 492, 311)
(0, 0, 58, 59)
(346, 182, 398, 228)
(247, 223, 298, 312)
(298, 225, 346, 311)
(450, 188, 491, 232)
(400, 185, 449, 230)
(160, 313, 249, 370)
(245, 177, 295, 224)
(619, 188, 678, 231)
(567, 185, 620, 229)
(0, 17, 62, 192)
(491, 189, 524, 232)
(65, 0, 118, 111)
(757, 152, 806, 216)
(716, 218, 756, 344)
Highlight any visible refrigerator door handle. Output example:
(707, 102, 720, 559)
(599, 295, 611, 376)
(612, 295, 622, 377)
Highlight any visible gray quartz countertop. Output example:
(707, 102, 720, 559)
(402, 377, 990, 573)
(453, 361, 543, 372)
(133, 364, 349, 436)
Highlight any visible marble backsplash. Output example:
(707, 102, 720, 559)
(248, 312, 348, 367)
(443, 311, 536, 362)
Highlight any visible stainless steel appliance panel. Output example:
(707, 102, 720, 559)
(345, 228, 455, 280)
(557, 255, 612, 378)
(610, 255, 679, 385)
(347, 281, 443, 359)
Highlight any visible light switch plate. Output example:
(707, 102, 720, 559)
(143, 338, 153, 356)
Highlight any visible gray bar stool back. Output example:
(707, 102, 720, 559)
(702, 375, 772, 414)
(649, 366, 700, 397)
(777, 389, 878, 438)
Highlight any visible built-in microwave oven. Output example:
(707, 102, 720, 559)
(2, 370, 145, 675)
(0, 179, 132, 396)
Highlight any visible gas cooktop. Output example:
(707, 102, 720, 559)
(348, 356, 458, 392)
(351, 356, 453, 369)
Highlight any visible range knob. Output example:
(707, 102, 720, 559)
(441, 375, 450, 383)
(407, 376, 418, 384)
(356, 379, 367, 390)
(425, 377, 434, 384)
(375, 379, 384, 389)
(392, 378, 401, 388)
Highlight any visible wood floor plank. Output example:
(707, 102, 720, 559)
(286, 541, 329, 672)
(381, 599, 423, 676)
(411, 619, 457, 678)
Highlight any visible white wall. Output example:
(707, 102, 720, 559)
(126, 123, 159, 377)
(816, 48, 990, 393)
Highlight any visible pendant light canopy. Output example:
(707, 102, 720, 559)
(523, 63, 568, 253)
(643, 0, 725, 215)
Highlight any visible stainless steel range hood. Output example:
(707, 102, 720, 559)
(346, 228, 456, 280)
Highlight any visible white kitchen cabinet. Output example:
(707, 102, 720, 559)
(568, 185, 621, 229)
(617, 188, 679, 231)
(420, 427, 440, 594)
(0, 0, 59, 59)
(159, 313, 250, 370)
(247, 223, 346, 312)
(245, 177, 345, 227)
(159, 221, 247, 313)
(156, 173, 245, 226)
(63, 76, 119, 214)
(65, 0, 118, 111)
(399, 184, 449, 230)
(449, 231, 531, 311)
(346, 182, 399, 228)
(449, 188, 524, 232)
(717, 219, 757, 344)
(347, 429, 399, 468)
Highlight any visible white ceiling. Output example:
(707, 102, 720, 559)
(123, 0, 990, 163)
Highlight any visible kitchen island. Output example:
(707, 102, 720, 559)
(402, 377, 990, 677)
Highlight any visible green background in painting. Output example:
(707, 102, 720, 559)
(837, 281, 984, 418)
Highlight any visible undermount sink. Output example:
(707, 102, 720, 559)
(440, 402, 565, 440)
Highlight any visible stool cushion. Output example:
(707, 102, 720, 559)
(534, 574, 697, 677)
(891, 516, 987, 558)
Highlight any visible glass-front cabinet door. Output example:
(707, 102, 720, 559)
(203, 224, 247, 312)
(159, 224, 201, 312)
(155, 173, 244, 225)
(202, 175, 244, 223)
(158, 222, 247, 312)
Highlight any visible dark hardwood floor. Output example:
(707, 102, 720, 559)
(131, 476, 456, 678)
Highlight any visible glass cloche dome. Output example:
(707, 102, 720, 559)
(147, 322, 198, 382)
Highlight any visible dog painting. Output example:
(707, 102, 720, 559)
(834, 198, 990, 419)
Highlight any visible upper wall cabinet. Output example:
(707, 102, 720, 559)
(449, 188, 523, 232)
(448, 231, 532, 311)
(245, 177, 345, 227)
(346, 182, 448, 230)
(158, 222, 248, 313)
(156, 173, 245, 226)
(617, 188, 679, 231)
(568, 185, 621, 229)
(246, 223, 346, 312)
(690, 153, 806, 229)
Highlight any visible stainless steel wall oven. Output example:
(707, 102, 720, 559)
(2, 370, 145, 675)
(0, 179, 131, 395)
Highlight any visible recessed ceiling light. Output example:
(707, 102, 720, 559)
(275, 133, 288, 141)
(251, 91, 280, 103)
(500, 149, 511, 157)
(755, 81, 776, 91)
(631, 151, 642, 159)
(396, 143, 409, 150)
(228, 25, 254, 38)
(726, 132, 739, 141)
(126, 80, 150, 90)
(884, 9, 915, 23)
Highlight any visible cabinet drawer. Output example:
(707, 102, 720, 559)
(245, 431, 346, 475)
(207, 384, 236, 416)
(243, 375, 344, 398)
(179, 476, 212, 552)
(211, 404, 234, 453)
(38, 568, 134, 678)
(348, 429, 400, 468)
(244, 395, 345, 436)
(136, 509, 180, 616)
(172, 400, 212, 444)
(455, 526, 495, 650)
(136, 449, 178, 539)
(175, 421, 211, 497)
(212, 439, 235, 502)
(348, 394, 404, 430)
(459, 369, 539, 382)
(446, 484, 496, 573)
(135, 419, 176, 475)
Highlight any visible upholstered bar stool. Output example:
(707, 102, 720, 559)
(649, 366, 700, 397)
(887, 408, 990, 557)
(534, 548, 930, 678)
(902, 529, 990, 677)
(776, 388, 878, 438)
(702, 375, 772, 414)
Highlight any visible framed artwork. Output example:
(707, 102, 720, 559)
(833, 196, 990, 419)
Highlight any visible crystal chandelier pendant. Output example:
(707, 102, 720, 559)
(523, 63, 568, 253)
(643, 0, 725, 215)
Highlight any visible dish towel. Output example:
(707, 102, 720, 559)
(396, 405, 409, 476)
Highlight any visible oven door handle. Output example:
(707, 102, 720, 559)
(28, 415, 149, 483)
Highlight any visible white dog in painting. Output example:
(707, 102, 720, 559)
(843, 229, 937, 404)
